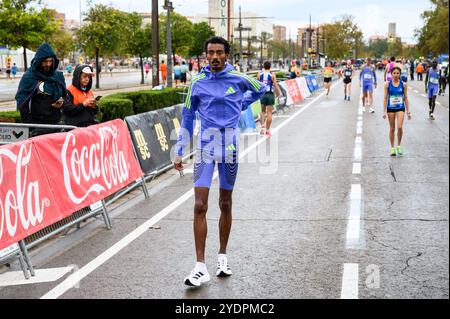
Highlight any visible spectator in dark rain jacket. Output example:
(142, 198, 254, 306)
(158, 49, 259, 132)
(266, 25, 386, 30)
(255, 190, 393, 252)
(63, 64, 99, 127)
(15, 43, 67, 136)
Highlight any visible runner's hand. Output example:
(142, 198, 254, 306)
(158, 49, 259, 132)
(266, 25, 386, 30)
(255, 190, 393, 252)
(383, 112, 387, 119)
(173, 156, 183, 171)
(407, 112, 412, 120)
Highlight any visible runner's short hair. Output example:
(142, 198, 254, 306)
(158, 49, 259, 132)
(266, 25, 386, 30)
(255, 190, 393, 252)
(204, 36, 231, 54)
(264, 61, 271, 70)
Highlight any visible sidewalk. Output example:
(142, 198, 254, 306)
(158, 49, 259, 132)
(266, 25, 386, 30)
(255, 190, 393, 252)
(0, 68, 143, 81)
(0, 84, 155, 112)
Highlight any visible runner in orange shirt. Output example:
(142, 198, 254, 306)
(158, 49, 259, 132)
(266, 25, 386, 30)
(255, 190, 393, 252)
(160, 60, 168, 86)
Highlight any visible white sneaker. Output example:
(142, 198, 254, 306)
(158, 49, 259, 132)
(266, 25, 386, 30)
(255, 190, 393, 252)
(370, 108, 375, 113)
(362, 107, 366, 112)
(216, 255, 232, 277)
(184, 266, 210, 287)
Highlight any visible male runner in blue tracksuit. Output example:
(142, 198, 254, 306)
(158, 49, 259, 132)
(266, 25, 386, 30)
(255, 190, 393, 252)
(174, 36, 267, 287)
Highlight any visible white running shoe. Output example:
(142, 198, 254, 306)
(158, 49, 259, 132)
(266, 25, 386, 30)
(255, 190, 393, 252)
(370, 108, 375, 113)
(216, 255, 232, 277)
(362, 107, 366, 112)
(184, 267, 211, 287)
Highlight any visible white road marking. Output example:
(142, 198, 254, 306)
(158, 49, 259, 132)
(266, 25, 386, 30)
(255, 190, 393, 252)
(350, 184, 361, 200)
(356, 126, 363, 135)
(354, 147, 362, 162)
(41, 81, 342, 299)
(341, 264, 359, 299)
(352, 163, 361, 175)
(421, 94, 427, 98)
(0, 267, 74, 287)
(414, 90, 419, 94)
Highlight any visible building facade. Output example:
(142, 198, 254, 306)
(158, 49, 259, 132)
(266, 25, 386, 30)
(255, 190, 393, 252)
(273, 25, 287, 42)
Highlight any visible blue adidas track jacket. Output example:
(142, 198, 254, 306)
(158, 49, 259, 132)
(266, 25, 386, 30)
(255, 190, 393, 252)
(176, 63, 267, 156)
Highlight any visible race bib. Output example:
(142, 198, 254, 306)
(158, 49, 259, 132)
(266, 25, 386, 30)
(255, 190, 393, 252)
(429, 77, 439, 85)
(390, 95, 404, 106)
(345, 71, 352, 77)
(364, 73, 372, 80)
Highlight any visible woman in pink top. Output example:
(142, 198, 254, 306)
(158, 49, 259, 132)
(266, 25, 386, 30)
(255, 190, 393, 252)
(385, 56, 396, 82)
(144, 62, 150, 79)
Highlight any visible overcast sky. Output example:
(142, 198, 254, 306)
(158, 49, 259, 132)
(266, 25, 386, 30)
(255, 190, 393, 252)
(42, 0, 433, 44)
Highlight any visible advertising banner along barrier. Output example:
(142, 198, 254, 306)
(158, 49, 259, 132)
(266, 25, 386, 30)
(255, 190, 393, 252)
(279, 80, 303, 105)
(126, 105, 183, 175)
(305, 76, 316, 92)
(296, 77, 311, 99)
(32, 119, 143, 219)
(239, 106, 257, 132)
(311, 76, 320, 91)
(0, 140, 61, 250)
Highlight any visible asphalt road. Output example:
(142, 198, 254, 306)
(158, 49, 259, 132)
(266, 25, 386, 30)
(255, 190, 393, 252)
(0, 72, 448, 299)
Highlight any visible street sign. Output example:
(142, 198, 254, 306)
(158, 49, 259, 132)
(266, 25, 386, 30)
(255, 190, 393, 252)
(0, 126, 29, 144)
(235, 27, 251, 31)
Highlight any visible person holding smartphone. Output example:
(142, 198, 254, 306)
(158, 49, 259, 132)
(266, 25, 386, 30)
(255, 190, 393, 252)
(63, 64, 100, 127)
(15, 43, 67, 136)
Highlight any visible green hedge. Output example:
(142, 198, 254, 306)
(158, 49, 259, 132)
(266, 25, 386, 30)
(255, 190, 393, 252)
(97, 88, 184, 122)
(98, 98, 134, 122)
(0, 111, 21, 122)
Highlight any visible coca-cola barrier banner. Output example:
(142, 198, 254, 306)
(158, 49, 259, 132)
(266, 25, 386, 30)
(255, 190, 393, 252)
(0, 119, 143, 250)
(0, 140, 62, 250)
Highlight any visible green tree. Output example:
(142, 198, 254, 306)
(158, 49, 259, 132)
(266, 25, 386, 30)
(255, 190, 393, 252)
(322, 16, 364, 60)
(160, 12, 194, 62)
(189, 22, 215, 62)
(268, 40, 289, 62)
(387, 38, 403, 58)
(416, 0, 449, 56)
(125, 13, 152, 84)
(49, 28, 75, 62)
(323, 22, 348, 60)
(76, 4, 128, 88)
(0, 0, 58, 70)
(369, 39, 389, 58)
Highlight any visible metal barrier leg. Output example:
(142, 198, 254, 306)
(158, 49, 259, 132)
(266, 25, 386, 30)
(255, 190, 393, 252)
(101, 200, 112, 230)
(141, 177, 149, 199)
(19, 240, 35, 277)
(17, 252, 30, 280)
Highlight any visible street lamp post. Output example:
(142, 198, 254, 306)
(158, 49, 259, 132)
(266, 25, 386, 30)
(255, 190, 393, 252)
(164, 0, 174, 88)
(152, 0, 160, 87)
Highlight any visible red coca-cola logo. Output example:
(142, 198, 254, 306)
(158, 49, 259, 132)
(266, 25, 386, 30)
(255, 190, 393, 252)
(0, 143, 50, 240)
(61, 124, 131, 204)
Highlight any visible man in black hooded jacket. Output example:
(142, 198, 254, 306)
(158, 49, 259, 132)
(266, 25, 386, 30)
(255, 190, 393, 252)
(15, 43, 67, 136)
